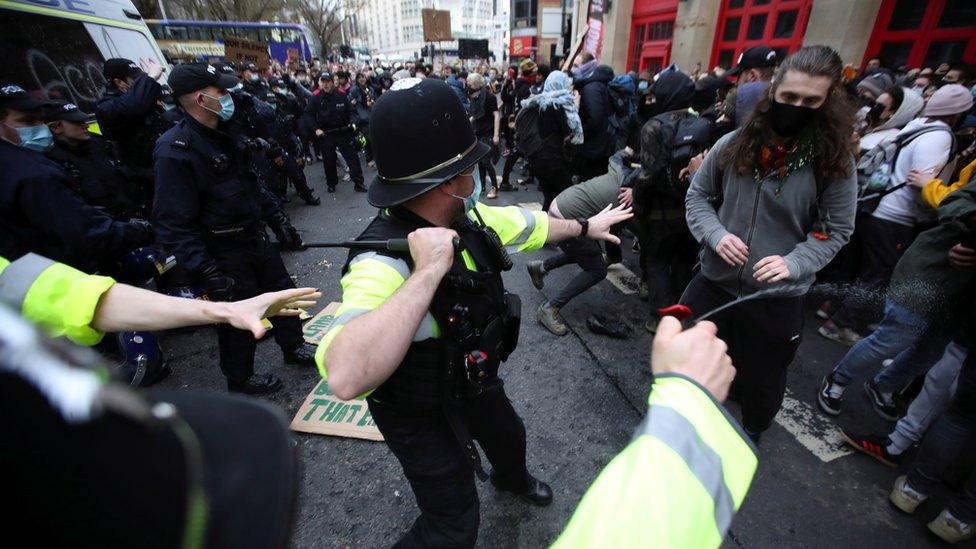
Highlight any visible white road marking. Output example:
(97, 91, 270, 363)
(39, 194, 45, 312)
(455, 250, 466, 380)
(774, 389, 854, 462)
(604, 263, 640, 295)
(517, 201, 542, 211)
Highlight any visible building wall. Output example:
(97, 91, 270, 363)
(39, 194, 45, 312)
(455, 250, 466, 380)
(802, 0, 882, 65)
(360, 0, 496, 60)
(670, 0, 722, 71)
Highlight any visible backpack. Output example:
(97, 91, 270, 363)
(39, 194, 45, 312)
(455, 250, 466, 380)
(643, 113, 712, 200)
(514, 103, 544, 158)
(856, 125, 953, 214)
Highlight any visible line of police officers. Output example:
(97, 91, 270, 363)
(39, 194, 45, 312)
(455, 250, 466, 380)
(0, 56, 369, 395)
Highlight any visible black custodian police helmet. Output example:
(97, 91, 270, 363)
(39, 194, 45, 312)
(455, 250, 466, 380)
(367, 77, 490, 208)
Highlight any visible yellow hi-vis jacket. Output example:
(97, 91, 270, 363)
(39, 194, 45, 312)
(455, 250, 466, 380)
(0, 254, 115, 346)
(314, 203, 550, 381)
(553, 374, 758, 549)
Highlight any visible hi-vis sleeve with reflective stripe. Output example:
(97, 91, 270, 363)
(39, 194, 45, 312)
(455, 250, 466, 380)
(0, 254, 116, 346)
(553, 374, 758, 549)
(313, 251, 439, 383)
(471, 203, 549, 254)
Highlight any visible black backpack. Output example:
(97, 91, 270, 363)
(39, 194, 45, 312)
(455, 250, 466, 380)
(514, 104, 544, 158)
(643, 113, 711, 199)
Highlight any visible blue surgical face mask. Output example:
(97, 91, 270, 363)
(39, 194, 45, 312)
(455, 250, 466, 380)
(638, 80, 649, 91)
(249, 74, 260, 83)
(202, 93, 235, 121)
(229, 83, 244, 93)
(4, 122, 54, 152)
(451, 168, 481, 213)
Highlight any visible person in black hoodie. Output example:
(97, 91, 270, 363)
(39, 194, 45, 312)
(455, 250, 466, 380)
(630, 70, 703, 333)
(575, 64, 615, 181)
(499, 59, 539, 190)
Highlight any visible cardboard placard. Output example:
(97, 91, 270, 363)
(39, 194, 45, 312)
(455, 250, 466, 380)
(422, 8, 453, 42)
(223, 36, 270, 71)
(290, 379, 383, 441)
(561, 25, 590, 72)
(303, 302, 341, 345)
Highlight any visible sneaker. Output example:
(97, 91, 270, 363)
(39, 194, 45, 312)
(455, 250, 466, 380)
(498, 183, 515, 192)
(928, 509, 975, 544)
(486, 188, 498, 199)
(644, 315, 660, 333)
(536, 303, 568, 336)
(864, 380, 900, 421)
(817, 375, 845, 416)
(889, 475, 928, 514)
(526, 260, 546, 289)
(816, 301, 834, 320)
(818, 320, 863, 345)
(840, 429, 903, 467)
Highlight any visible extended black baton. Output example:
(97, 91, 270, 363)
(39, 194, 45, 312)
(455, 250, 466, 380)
(301, 237, 460, 252)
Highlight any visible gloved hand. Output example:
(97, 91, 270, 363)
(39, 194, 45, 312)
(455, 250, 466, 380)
(200, 264, 235, 302)
(267, 211, 304, 250)
(128, 218, 154, 244)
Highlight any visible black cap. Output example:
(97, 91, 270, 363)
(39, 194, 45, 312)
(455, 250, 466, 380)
(168, 63, 240, 98)
(319, 71, 334, 82)
(217, 63, 237, 76)
(367, 78, 489, 208)
(103, 58, 142, 80)
(728, 46, 778, 76)
(0, 84, 53, 110)
(243, 63, 259, 72)
(44, 102, 92, 123)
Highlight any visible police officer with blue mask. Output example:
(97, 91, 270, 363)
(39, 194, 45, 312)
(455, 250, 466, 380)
(153, 64, 317, 395)
(0, 84, 152, 272)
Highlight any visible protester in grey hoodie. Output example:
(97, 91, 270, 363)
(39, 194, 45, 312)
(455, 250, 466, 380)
(681, 46, 858, 444)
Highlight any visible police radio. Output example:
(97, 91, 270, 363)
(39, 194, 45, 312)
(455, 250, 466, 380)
(470, 208, 513, 271)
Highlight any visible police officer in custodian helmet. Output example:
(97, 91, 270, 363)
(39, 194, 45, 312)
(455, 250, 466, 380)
(314, 77, 632, 547)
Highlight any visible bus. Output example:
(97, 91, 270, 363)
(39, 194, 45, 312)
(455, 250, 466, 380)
(145, 20, 321, 66)
(1, 0, 169, 113)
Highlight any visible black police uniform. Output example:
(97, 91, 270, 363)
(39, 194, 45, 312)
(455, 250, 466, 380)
(152, 115, 306, 386)
(302, 87, 365, 191)
(348, 207, 531, 548)
(96, 72, 168, 173)
(0, 140, 152, 271)
(46, 136, 146, 220)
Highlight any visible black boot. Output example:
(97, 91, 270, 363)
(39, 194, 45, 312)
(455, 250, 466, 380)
(353, 183, 367, 193)
(228, 373, 283, 395)
(283, 344, 317, 366)
(302, 194, 321, 206)
(491, 472, 553, 506)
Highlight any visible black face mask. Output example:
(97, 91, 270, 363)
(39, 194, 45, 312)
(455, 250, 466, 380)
(867, 102, 887, 124)
(638, 99, 661, 120)
(768, 100, 819, 138)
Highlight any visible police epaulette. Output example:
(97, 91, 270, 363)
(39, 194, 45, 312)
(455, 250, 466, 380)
(170, 129, 194, 150)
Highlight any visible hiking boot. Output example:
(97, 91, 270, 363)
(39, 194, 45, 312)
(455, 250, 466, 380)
(644, 315, 660, 333)
(864, 379, 900, 421)
(817, 374, 845, 416)
(840, 429, 903, 467)
(818, 320, 863, 345)
(526, 260, 546, 289)
(537, 303, 568, 336)
(928, 509, 974, 544)
(889, 475, 928, 514)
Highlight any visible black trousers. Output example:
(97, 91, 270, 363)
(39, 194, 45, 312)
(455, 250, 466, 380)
(501, 148, 523, 188)
(476, 135, 498, 191)
(211, 237, 304, 383)
(280, 151, 315, 200)
(679, 274, 804, 433)
(830, 214, 914, 330)
(369, 380, 529, 549)
(533, 161, 573, 211)
(630, 217, 697, 311)
(319, 132, 364, 189)
(576, 155, 609, 182)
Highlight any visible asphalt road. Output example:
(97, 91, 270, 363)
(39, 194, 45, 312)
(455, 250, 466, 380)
(154, 158, 952, 548)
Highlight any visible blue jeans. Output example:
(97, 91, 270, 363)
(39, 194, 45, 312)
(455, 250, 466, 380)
(831, 299, 952, 392)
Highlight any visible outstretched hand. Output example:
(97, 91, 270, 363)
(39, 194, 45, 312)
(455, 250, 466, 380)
(587, 203, 634, 244)
(651, 316, 735, 402)
(225, 287, 322, 338)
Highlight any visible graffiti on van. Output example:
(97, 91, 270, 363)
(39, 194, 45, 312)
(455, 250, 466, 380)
(26, 49, 106, 111)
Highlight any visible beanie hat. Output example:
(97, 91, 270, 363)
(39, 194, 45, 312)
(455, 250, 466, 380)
(856, 72, 894, 98)
(923, 84, 975, 117)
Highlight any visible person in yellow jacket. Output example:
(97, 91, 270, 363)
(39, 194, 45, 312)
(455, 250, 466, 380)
(908, 153, 976, 209)
(0, 253, 320, 346)
(554, 315, 758, 548)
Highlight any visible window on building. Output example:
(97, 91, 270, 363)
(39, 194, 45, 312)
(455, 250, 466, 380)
(753, 0, 771, 5)
(717, 49, 735, 70)
(630, 23, 646, 72)
(746, 13, 767, 40)
(711, 0, 812, 70)
(773, 10, 797, 38)
(887, 0, 926, 31)
(938, 0, 976, 28)
(865, 0, 976, 69)
(723, 17, 741, 41)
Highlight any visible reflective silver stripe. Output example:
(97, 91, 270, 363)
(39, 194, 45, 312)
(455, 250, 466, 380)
(635, 404, 736, 536)
(0, 253, 56, 310)
(382, 141, 478, 181)
(349, 252, 411, 280)
(327, 308, 370, 331)
(505, 208, 537, 253)
(413, 313, 436, 341)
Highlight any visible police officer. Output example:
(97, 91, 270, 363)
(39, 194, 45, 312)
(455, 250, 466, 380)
(96, 58, 168, 177)
(267, 76, 320, 205)
(241, 63, 270, 99)
(153, 64, 317, 395)
(315, 78, 632, 547)
(45, 102, 145, 220)
(303, 72, 366, 193)
(0, 84, 152, 272)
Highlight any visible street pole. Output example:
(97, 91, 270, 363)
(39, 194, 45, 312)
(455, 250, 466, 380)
(157, 0, 168, 19)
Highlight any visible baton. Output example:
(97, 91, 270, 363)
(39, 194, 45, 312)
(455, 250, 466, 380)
(301, 237, 460, 252)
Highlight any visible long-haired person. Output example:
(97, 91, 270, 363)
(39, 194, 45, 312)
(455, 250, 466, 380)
(682, 46, 858, 443)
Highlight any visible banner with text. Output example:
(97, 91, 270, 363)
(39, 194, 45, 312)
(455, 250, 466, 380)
(583, 0, 605, 61)
(223, 36, 270, 72)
